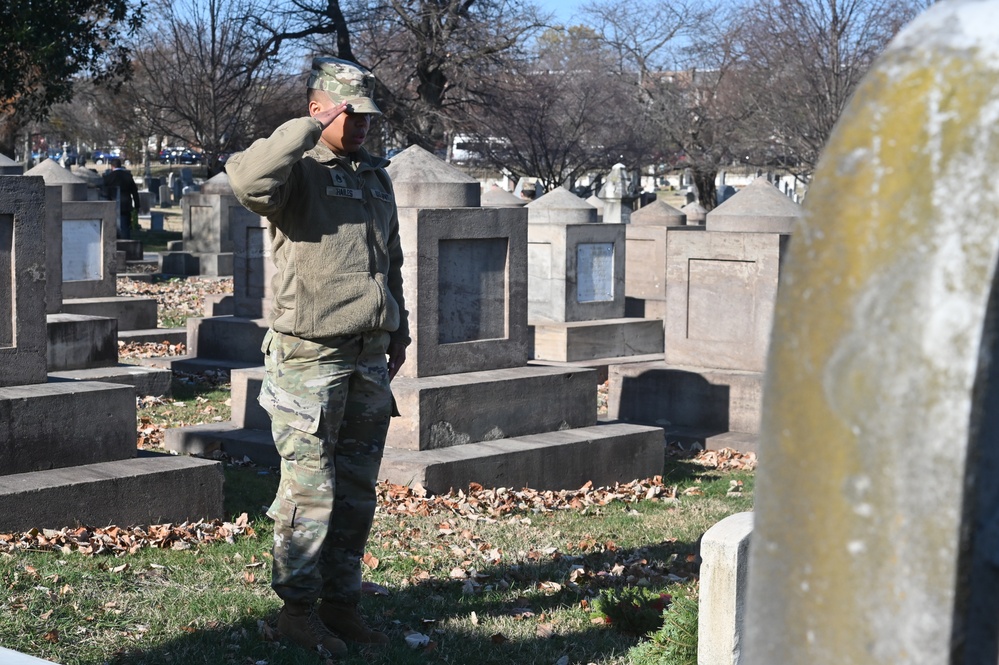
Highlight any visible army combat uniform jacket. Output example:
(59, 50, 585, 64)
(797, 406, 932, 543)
(226, 116, 409, 348)
(226, 117, 407, 606)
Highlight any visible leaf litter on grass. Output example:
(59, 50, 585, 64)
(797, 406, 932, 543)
(117, 275, 232, 329)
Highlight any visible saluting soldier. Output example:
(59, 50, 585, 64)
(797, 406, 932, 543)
(227, 56, 409, 658)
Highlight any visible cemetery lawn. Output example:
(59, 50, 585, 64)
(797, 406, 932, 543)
(0, 448, 753, 665)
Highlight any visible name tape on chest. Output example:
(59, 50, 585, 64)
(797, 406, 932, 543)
(371, 189, 393, 203)
(327, 186, 363, 199)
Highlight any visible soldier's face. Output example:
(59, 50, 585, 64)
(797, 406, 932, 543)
(323, 109, 371, 156)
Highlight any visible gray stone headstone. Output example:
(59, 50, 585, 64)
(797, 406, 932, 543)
(0, 153, 24, 176)
(526, 188, 598, 224)
(707, 177, 801, 233)
(630, 199, 687, 226)
(386, 145, 480, 207)
(481, 184, 526, 208)
(0, 176, 49, 387)
(24, 158, 88, 201)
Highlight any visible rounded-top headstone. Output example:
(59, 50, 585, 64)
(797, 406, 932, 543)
(481, 184, 526, 208)
(385, 145, 480, 208)
(200, 171, 234, 195)
(0, 153, 23, 175)
(631, 199, 687, 226)
(680, 199, 707, 225)
(24, 158, 89, 201)
(526, 187, 598, 224)
(706, 176, 801, 233)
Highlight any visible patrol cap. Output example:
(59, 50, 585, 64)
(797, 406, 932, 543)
(307, 57, 381, 115)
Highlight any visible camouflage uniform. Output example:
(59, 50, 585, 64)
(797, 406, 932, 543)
(226, 57, 408, 611)
(261, 328, 393, 605)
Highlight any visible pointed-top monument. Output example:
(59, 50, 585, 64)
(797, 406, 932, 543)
(200, 171, 234, 195)
(706, 176, 801, 233)
(631, 199, 687, 226)
(481, 183, 526, 208)
(680, 199, 707, 225)
(526, 187, 598, 224)
(0, 153, 23, 175)
(385, 145, 480, 207)
(24, 158, 89, 201)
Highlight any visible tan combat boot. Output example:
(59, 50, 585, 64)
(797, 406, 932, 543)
(318, 601, 389, 644)
(277, 601, 348, 657)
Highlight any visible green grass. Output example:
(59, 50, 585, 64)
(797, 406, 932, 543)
(0, 458, 753, 665)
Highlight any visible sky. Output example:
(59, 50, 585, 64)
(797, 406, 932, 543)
(539, 0, 585, 25)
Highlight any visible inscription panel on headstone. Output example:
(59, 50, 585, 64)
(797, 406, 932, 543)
(577, 242, 614, 303)
(62, 219, 102, 282)
(687, 258, 755, 343)
(245, 227, 268, 299)
(0, 214, 12, 347)
(438, 238, 508, 344)
(528, 241, 553, 306)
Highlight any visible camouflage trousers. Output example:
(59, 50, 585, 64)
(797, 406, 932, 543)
(260, 328, 393, 605)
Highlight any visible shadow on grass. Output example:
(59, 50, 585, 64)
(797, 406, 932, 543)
(93, 464, 703, 665)
(94, 533, 700, 665)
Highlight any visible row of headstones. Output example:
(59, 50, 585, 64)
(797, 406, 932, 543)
(0, 174, 223, 534)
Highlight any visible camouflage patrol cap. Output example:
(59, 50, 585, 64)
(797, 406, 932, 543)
(307, 57, 381, 114)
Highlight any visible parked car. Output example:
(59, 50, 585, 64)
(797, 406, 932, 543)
(159, 146, 203, 164)
(91, 147, 120, 164)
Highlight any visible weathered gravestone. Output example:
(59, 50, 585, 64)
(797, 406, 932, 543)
(0, 175, 222, 531)
(607, 178, 800, 453)
(166, 146, 665, 493)
(161, 171, 237, 276)
(624, 198, 691, 320)
(744, 2, 999, 663)
(526, 187, 664, 363)
(17, 160, 167, 392)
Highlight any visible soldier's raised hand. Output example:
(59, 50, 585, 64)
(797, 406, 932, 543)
(312, 101, 350, 129)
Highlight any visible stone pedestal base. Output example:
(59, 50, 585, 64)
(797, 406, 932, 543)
(0, 381, 135, 475)
(0, 454, 224, 531)
(389, 366, 597, 450)
(49, 364, 173, 397)
(380, 422, 664, 493)
(607, 360, 763, 451)
(46, 314, 117, 371)
(529, 318, 664, 362)
(160, 251, 233, 276)
(186, 316, 268, 364)
(61, 296, 159, 331)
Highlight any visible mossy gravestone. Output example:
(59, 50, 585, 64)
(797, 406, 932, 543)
(745, 2, 999, 663)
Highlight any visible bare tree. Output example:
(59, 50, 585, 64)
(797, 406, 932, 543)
(124, 0, 287, 173)
(468, 26, 646, 193)
(580, 0, 747, 208)
(354, 0, 549, 153)
(734, 0, 924, 178)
